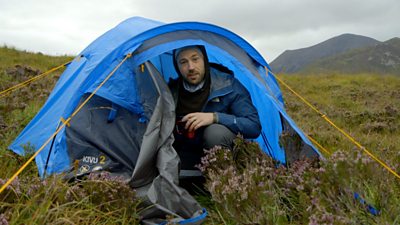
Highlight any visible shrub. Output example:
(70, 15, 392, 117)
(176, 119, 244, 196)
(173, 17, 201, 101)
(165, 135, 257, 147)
(199, 137, 400, 224)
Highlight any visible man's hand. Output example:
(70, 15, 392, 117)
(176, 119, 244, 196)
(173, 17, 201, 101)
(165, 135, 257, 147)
(182, 112, 214, 132)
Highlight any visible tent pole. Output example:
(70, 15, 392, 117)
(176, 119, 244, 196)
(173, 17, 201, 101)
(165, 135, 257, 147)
(43, 120, 61, 178)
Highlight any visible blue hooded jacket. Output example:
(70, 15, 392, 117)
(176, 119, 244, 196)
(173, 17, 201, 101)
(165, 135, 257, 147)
(204, 67, 261, 138)
(171, 66, 262, 139)
(170, 45, 261, 139)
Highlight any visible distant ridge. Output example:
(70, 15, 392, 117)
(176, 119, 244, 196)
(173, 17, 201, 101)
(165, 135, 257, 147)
(270, 34, 381, 73)
(302, 37, 400, 74)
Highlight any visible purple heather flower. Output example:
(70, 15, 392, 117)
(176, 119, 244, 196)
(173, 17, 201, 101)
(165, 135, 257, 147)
(0, 214, 8, 225)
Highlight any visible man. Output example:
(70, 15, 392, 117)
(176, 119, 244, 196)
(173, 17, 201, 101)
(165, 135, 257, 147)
(170, 45, 261, 175)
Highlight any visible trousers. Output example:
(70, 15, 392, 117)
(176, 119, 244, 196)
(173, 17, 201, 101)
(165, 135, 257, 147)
(173, 123, 236, 170)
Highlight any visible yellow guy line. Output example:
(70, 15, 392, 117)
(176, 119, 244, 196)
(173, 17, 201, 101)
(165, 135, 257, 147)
(0, 60, 73, 98)
(263, 68, 332, 156)
(306, 134, 331, 156)
(271, 72, 400, 180)
(0, 54, 132, 194)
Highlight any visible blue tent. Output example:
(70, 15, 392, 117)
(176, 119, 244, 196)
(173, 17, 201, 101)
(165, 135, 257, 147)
(9, 16, 321, 223)
(10, 16, 319, 174)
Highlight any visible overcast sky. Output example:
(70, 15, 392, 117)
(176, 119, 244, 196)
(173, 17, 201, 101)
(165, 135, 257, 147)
(1, 0, 399, 62)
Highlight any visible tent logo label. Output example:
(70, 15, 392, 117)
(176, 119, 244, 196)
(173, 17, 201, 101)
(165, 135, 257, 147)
(82, 156, 99, 164)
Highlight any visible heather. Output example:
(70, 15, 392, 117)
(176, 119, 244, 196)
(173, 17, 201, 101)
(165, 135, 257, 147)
(1, 46, 400, 224)
(199, 138, 400, 224)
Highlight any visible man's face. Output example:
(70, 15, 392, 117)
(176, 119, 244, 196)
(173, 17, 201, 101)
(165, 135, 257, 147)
(176, 48, 205, 85)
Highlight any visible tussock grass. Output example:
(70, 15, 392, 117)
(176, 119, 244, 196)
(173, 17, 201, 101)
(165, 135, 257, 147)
(0, 173, 141, 224)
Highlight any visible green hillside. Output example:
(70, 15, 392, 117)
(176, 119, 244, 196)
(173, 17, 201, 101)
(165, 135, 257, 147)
(0, 46, 73, 153)
(1, 47, 400, 224)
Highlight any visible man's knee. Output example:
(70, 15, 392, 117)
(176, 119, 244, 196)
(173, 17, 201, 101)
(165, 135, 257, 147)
(203, 124, 236, 149)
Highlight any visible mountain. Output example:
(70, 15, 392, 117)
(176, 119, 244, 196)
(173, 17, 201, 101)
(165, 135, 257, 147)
(270, 34, 381, 73)
(301, 38, 400, 74)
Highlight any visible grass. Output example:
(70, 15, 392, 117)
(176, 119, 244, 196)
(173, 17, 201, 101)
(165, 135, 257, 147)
(279, 73, 399, 166)
(0, 46, 399, 224)
(0, 173, 141, 224)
